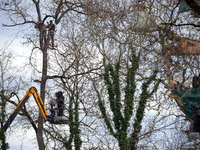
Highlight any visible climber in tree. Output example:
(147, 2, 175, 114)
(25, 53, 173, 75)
(46, 20, 56, 47)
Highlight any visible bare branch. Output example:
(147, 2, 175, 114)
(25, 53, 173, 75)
(2, 21, 36, 27)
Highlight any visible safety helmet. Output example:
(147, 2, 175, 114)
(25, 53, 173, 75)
(55, 91, 63, 97)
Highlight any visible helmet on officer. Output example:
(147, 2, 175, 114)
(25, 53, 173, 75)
(55, 91, 63, 97)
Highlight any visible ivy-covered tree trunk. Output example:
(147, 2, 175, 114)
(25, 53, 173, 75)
(95, 46, 160, 150)
(74, 94, 82, 150)
(74, 52, 82, 150)
(129, 70, 160, 150)
(65, 95, 74, 150)
(64, 50, 82, 150)
(0, 90, 9, 150)
(64, 94, 82, 150)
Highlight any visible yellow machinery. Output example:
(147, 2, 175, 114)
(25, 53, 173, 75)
(2, 86, 69, 132)
(2, 87, 47, 132)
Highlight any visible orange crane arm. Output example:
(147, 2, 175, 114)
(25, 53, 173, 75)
(3, 87, 47, 132)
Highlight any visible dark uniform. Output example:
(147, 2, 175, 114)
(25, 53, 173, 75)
(55, 91, 65, 116)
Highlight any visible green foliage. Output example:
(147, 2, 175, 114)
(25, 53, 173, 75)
(74, 94, 82, 150)
(97, 87, 115, 135)
(65, 95, 74, 150)
(103, 59, 123, 132)
(129, 71, 161, 150)
(0, 90, 9, 150)
(124, 48, 139, 134)
(64, 94, 82, 150)
(97, 47, 161, 150)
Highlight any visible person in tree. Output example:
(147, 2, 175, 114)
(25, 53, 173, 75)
(55, 91, 65, 116)
(46, 20, 56, 47)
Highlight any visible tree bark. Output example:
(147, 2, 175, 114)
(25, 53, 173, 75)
(36, 34, 49, 150)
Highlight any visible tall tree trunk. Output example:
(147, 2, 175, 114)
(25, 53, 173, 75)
(0, 90, 9, 150)
(36, 33, 49, 150)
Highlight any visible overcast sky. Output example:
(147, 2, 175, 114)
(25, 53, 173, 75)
(0, 11, 40, 150)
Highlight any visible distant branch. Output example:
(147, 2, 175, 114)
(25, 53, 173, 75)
(173, 23, 200, 27)
(42, 15, 54, 22)
(2, 21, 36, 27)
(170, 0, 181, 22)
(46, 66, 103, 80)
(161, 22, 200, 28)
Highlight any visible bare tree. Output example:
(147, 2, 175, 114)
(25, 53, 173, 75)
(1, 0, 200, 149)
(81, 0, 200, 149)
(0, 0, 95, 149)
(0, 49, 12, 150)
(0, 48, 29, 149)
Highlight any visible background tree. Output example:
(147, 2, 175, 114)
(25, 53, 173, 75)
(93, 46, 160, 150)
(1, 0, 200, 149)
(83, 0, 200, 149)
(0, 48, 25, 149)
(0, 90, 9, 150)
(0, 0, 95, 149)
(0, 49, 16, 150)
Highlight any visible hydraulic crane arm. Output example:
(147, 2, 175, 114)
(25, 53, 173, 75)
(3, 87, 47, 132)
